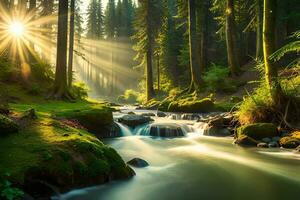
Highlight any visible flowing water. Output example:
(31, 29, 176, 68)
(57, 108, 300, 200)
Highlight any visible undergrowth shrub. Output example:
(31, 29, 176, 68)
(71, 82, 89, 100)
(117, 89, 139, 104)
(0, 174, 24, 200)
(203, 64, 236, 93)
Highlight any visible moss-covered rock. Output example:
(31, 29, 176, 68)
(55, 108, 115, 138)
(0, 114, 19, 136)
(279, 131, 300, 149)
(167, 98, 215, 113)
(0, 115, 134, 198)
(237, 123, 278, 140)
(234, 135, 259, 146)
(118, 114, 153, 128)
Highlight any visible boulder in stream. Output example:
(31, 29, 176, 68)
(157, 111, 167, 117)
(204, 126, 231, 137)
(149, 123, 185, 137)
(127, 158, 149, 168)
(237, 123, 278, 140)
(257, 143, 268, 148)
(118, 114, 153, 128)
(234, 135, 259, 146)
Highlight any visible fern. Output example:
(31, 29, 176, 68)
(270, 30, 300, 67)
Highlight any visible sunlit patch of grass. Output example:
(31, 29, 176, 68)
(237, 83, 273, 125)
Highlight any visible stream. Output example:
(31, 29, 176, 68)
(57, 108, 300, 200)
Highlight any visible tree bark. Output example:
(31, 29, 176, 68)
(188, 0, 201, 91)
(197, 0, 208, 73)
(146, 38, 154, 101)
(263, 0, 282, 105)
(256, 0, 263, 60)
(52, 0, 70, 99)
(157, 54, 160, 92)
(68, 0, 75, 87)
(226, 0, 240, 76)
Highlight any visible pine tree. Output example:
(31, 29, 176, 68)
(188, 0, 202, 91)
(158, 0, 183, 89)
(225, 0, 240, 76)
(105, 0, 116, 38)
(87, 0, 99, 39)
(68, 0, 75, 87)
(96, 0, 104, 38)
(74, 0, 84, 43)
(133, 0, 163, 101)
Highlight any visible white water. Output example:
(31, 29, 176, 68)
(57, 109, 300, 200)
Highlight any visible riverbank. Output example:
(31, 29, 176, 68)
(0, 99, 135, 199)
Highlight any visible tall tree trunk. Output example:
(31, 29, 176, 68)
(157, 54, 160, 92)
(146, 38, 154, 101)
(68, 0, 75, 87)
(256, 0, 263, 60)
(263, 0, 282, 105)
(197, 0, 208, 73)
(52, 0, 70, 99)
(226, 0, 240, 76)
(188, 0, 201, 91)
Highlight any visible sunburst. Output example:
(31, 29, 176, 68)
(0, 3, 57, 79)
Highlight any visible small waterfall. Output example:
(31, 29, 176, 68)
(115, 122, 133, 136)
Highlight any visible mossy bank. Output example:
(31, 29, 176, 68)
(0, 101, 134, 199)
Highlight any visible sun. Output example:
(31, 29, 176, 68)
(9, 21, 25, 37)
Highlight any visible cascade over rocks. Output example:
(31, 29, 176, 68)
(149, 123, 185, 137)
(203, 113, 235, 137)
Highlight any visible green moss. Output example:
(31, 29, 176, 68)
(237, 123, 278, 140)
(0, 114, 19, 136)
(0, 101, 133, 188)
(167, 98, 215, 113)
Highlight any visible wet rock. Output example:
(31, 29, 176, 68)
(127, 158, 149, 168)
(157, 111, 167, 117)
(234, 136, 258, 146)
(118, 114, 153, 128)
(141, 113, 156, 117)
(280, 138, 300, 149)
(128, 111, 135, 115)
(204, 127, 232, 137)
(149, 123, 185, 137)
(262, 137, 272, 143)
(237, 123, 278, 140)
(268, 141, 279, 148)
(0, 114, 19, 136)
(279, 131, 300, 149)
(181, 114, 200, 121)
(272, 136, 281, 142)
(294, 145, 300, 153)
(257, 143, 268, 148)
